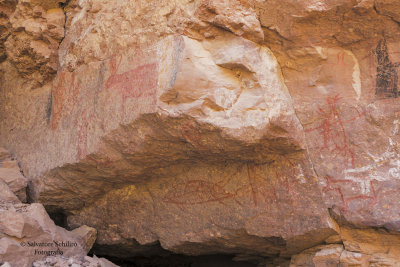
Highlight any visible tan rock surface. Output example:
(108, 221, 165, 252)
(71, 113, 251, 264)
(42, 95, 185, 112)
(2, 0, 400, 264)
(0, 149, 97, 267)
(0, 0, 17, 63)
(0, 202, 96, 267)
(0, 180, 20, 204)
(0, 156, 27, 202)
(4, 0, 65, 87)
(0, 148, 10, 162)
(32, 255, 119, 267)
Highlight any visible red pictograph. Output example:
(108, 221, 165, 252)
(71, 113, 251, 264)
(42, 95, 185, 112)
(305, 94, 365, 168)
(163, 160, 299, 208)
(277, 157, 298, 197)
(322, 175, 377, 212)
(244, 163, 281, 207)
(105, 56, 158, 112)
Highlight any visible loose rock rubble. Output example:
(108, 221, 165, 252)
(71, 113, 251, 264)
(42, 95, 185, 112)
(289, 226, 400, 266)
(0, 148, 117, 267)
(32, 255, 118, 267)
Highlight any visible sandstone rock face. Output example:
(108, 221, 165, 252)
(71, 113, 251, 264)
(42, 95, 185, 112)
(2, 0, 400, 265)
(0, 180, 20, 204)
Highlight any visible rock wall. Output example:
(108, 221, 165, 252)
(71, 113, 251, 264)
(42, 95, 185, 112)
(2, 0, 400, 265)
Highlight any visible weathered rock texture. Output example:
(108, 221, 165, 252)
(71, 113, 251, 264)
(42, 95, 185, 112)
(4, 0, 65, 87)
(0, 147, 27, 202)
(0, 148, 99, 267)
(32, 255, 119, 267)
(290, 226, 400, 266)
(2, 0, 400, 265)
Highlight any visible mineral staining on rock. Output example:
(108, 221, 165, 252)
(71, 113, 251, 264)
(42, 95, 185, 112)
(2, 0, 400, 265)
(375, 38, 400, 98)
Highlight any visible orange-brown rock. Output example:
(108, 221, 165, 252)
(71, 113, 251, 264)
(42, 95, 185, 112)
(2, 0, 400, 265)
(0, 0, 17, 63)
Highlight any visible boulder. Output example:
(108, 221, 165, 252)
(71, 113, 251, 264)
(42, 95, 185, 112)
(0, 180, 20, 204)
(0, 159, 27, 202)
(0, 202, 97, 267)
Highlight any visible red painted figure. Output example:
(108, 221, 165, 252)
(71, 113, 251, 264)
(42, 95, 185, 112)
(306, 95, 364, 168)
(105, 56, 158, 112)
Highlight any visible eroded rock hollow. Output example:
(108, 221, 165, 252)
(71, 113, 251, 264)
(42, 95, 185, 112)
(2, 0, 400, 266)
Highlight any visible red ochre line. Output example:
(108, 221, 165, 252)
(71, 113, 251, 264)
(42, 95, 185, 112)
(247, 164, 258, 206)
(164, 162, 299, 208)
(323, 176, 378, 212)
(163, 194, 235, 205)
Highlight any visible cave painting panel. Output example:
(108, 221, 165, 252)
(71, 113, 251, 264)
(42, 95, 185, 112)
(163, 158, 306, 211)
(322, 137, 400, 212)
